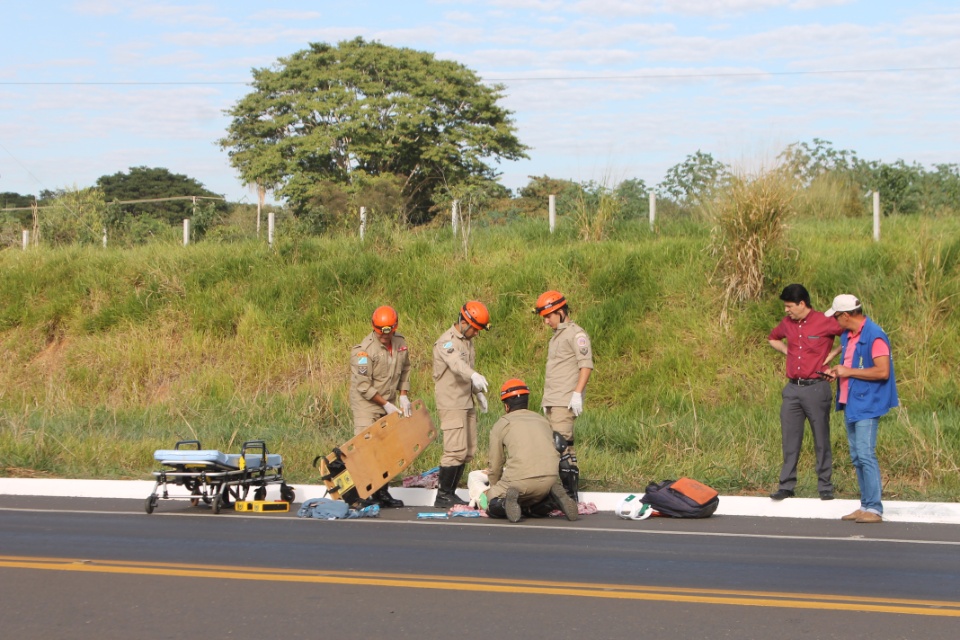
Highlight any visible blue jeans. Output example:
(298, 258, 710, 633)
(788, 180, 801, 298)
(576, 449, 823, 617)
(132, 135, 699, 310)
(845, 417, 882, 514)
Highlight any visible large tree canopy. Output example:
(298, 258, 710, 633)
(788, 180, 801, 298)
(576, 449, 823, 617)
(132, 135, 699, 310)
(96, 166, 225, 225)
(219, 37, 528, 224)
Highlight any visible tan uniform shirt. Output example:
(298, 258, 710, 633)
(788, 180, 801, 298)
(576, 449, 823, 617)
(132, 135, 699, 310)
(349, 331, 411, 416)
(433, 324, 476, 410)
(487, 409, 561, 487)
(542, 321, 594, 407)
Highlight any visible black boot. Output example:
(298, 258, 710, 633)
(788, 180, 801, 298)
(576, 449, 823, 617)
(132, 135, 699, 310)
(433, 466, 467, 507)
(559, 453, 580, 503)
(376, 486, 404, 508)
(487, 497, 508, 519)
(524, 498, 555, 518)
(453, 464, 466, 491)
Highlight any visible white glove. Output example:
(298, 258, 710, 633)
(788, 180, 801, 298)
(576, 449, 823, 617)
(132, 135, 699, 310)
(476, 392, 488, 414)
(567, 391, 583, 417)
(398, 395, 412, 417)
(470, 372, 489, 393)
(467, 470, 490, 508)
(383, 402, 400, 415)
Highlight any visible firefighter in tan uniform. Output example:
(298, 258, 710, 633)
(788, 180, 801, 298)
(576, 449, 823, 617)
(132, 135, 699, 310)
(483, 379, 579, 523)
(534, 290, 593, 501)
(431, 300, 491, 508)
(349, 305, 411, 508)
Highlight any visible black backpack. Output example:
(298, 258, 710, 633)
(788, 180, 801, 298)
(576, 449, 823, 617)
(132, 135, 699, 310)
(640, 478, 719, 518)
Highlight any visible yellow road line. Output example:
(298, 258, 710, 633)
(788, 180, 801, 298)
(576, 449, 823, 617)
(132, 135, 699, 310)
(2, 555, 959, 617)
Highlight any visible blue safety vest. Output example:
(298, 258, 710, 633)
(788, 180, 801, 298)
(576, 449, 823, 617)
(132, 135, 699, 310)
(836, 317, 899, 421)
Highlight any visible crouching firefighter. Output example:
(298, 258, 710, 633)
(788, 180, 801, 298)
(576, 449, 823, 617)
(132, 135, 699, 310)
(481, 379, 579, 523)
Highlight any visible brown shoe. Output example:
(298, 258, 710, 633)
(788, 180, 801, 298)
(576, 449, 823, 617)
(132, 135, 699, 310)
(841, 509, 864, 521)
(855, 511, 883, 523)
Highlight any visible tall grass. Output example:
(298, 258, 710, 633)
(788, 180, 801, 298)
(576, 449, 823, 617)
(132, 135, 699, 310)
(708, 168, 793, 324)
(1, 215, 959, 500)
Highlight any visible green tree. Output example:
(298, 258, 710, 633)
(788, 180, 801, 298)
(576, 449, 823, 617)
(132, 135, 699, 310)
(219, 38, 528, 226)
(614, 178, 650, 220)
(1, 192, 36, 209)
(96, 166, 226, 226)
(657, 150, 730, 213)
(778, 138, 859, 185)
(514, 175, 582, 218)
(38, 186, 107, 246)
(854, 159, 925, 216)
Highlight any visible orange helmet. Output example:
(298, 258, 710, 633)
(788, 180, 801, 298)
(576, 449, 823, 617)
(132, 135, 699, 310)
(499, 378, 530, 401)
(371, 305, 398, 334)
(534, 290, 567, 317)
(460, 300, 490, 331)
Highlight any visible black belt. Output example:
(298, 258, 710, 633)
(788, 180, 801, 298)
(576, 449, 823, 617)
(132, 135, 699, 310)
(788, 378, 822, 386)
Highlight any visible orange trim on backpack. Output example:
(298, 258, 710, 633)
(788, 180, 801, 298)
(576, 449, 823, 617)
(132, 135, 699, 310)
(671, 477, 719, 505)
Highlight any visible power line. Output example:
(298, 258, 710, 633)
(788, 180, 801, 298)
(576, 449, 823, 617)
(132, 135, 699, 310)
(2, 66, 959, 86)
(0, 81, 250, 86)
(483, 66, 960, 82)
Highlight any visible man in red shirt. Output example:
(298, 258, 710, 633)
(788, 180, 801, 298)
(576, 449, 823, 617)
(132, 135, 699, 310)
(767, 284, 843, 500)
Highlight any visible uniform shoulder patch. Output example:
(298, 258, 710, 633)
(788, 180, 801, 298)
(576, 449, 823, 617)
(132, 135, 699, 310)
(356, 351, 369, 365)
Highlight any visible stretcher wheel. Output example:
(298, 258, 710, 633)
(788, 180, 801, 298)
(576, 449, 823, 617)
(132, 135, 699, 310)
(213, 494, 223, 514)
(254, 487, 267, 501)
(280, 484, 295, 503)
(144, 494, 158, 515)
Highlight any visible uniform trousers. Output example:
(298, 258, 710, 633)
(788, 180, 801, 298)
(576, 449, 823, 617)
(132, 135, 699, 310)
(545, 406, 576, 452)
(486, 474, 556, 506)
(438, 408, 477, 467)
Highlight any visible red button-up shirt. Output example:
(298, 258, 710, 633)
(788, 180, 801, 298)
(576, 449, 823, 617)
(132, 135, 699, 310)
(768, 310, 842, 379)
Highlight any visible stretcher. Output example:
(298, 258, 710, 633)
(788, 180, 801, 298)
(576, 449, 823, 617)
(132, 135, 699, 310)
(145, 439, 295, 514)
(314, 400, 436, 506)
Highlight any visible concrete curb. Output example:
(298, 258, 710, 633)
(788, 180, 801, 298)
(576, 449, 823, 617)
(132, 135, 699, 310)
(2, 478, 959, 524)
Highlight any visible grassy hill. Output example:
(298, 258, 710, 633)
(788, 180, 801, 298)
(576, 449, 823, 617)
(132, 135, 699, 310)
(1, 215, 958, 500)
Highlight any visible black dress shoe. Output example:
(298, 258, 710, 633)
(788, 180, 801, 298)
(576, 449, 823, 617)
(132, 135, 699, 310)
(769, 489, 795, 501)
(819, 490, 835, 501)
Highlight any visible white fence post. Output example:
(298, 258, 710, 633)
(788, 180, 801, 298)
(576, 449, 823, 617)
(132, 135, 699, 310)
(102, 226, 107, 248)
(548, 194, 556, 233)
(452, 200, 459, 235)
(22, 229, 29, 250)
(649, 192, 656, 230)
(360, 206, 367, 240)
(268, 211, 275, 248)
(183, 219, 190, 246)
(873, 191, 880, 242)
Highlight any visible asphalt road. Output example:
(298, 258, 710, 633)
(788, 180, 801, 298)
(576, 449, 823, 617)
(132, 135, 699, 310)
(2, 495, 959, 639)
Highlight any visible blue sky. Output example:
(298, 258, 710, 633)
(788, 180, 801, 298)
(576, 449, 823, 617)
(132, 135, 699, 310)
(1, 0, 958, 204)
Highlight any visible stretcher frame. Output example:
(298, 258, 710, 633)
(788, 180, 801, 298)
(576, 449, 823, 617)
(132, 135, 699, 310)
(145, 439, 295, 514)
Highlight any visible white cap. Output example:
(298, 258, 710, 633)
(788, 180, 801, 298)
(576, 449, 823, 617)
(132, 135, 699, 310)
(825, 294, 862, 317)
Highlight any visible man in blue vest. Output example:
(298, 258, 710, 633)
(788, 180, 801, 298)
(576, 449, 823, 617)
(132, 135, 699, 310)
(825, 294, 899, 523)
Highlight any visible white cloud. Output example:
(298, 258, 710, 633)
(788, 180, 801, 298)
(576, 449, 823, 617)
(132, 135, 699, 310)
(248, 10, 323, 22)
(789, 0, 856, 9)
(71, 0, 132, 16)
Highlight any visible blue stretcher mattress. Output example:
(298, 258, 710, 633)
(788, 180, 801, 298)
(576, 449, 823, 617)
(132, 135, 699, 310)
(154, 449, 283, 469)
